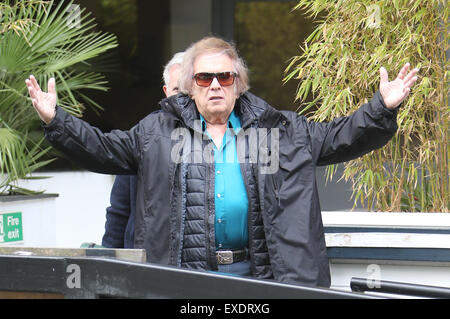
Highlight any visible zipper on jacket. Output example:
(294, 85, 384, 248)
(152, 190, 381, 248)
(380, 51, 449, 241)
(240, 161, 255, 275)
(206, 140, 217, 270)
(177, 162, 188, 267)
(239, 133, 257, 276)
(274, 179, 281, 207)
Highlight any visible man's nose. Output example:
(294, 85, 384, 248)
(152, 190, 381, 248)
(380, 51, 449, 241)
(210, 77, 221, 89)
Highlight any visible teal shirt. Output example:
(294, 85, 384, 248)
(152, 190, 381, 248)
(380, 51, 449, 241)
(200, 111, 249, 250)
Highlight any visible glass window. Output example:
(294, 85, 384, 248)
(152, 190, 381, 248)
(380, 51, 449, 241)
(57, 0, 212, 132)
(234, 1, 316, 112)
(46, 0, 213, 169)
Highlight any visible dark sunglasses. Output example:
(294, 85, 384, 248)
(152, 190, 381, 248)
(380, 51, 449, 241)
(192, 72, 237, 87)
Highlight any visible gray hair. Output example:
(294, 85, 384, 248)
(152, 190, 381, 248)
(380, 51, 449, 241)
(178, 36, 250, 96)
(162, 52, 185, 86)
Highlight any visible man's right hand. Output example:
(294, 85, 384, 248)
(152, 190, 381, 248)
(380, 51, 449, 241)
(25, 75, 57, 124)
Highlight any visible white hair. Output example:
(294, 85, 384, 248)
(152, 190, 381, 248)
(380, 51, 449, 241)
(162, 52, 185, 86)
(178, 36, 249, 96)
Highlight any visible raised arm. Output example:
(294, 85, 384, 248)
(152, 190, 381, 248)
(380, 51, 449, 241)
(25, 75, 140, 175)
(307, 63, 419, 166)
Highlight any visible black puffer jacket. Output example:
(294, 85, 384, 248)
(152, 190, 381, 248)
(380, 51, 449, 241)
(44, 91, 397, 287)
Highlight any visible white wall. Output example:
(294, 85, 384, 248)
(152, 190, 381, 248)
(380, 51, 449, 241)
(12, 171, 115, 248)
(323, 211, 450, 294)
(0, 196, 56, 247)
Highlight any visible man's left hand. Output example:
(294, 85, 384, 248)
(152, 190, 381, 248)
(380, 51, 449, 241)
(379, 63, 419, 109)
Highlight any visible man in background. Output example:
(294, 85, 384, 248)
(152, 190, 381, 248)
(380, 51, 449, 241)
(101, 52, 185, 248)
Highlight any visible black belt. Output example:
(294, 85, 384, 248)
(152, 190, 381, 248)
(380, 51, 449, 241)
(216, 249, 248, 265)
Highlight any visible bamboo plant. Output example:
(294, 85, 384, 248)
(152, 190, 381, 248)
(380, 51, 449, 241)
(285, 0, 449, 212)
(0, 0, 117, 195)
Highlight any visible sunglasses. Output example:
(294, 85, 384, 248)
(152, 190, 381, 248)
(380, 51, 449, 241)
(193, 72, 237, 87)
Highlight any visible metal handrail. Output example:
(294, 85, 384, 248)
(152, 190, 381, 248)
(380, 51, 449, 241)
(351, 277, 450, 298)
(0, 253, 376, 299)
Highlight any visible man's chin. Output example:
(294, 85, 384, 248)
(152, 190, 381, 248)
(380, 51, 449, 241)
(207, 102, 229, 112)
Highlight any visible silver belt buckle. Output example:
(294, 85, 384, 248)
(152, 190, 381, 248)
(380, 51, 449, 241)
(217, 250, 233, 265)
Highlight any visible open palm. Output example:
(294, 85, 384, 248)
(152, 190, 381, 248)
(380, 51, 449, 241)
(379, 63, 419, 109)
(26, 75, 57, 124)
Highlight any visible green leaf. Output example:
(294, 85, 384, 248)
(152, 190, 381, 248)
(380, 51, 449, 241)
(0, 0, 118, 194)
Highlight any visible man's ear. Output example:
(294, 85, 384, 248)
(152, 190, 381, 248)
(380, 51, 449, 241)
(163, 85, 168, 97)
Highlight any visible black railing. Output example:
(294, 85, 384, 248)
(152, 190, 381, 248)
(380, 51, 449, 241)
(351, 277, 450, 298)
(0, 253, 373, 299)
